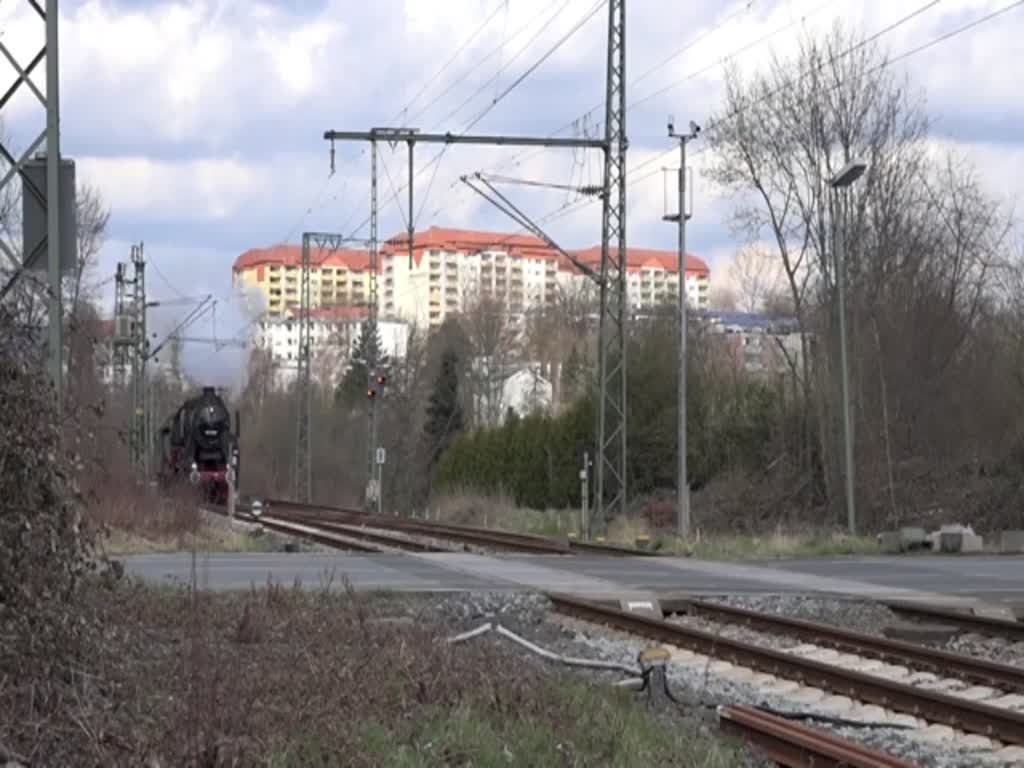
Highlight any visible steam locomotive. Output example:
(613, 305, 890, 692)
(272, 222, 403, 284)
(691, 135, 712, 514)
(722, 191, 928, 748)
(155, 386, 240, 504)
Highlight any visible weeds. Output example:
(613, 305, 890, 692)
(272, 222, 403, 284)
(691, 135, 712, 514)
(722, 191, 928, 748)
(1, 575, 746, 766)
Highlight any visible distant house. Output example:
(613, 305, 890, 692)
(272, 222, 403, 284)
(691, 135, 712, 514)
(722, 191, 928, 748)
(693, 309, 803, 378)
(470, 357, 554, 427)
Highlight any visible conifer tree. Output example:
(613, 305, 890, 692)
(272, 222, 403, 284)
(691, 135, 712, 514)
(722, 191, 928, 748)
(423, 344, 463, 467)
(337, 318, 389, 407)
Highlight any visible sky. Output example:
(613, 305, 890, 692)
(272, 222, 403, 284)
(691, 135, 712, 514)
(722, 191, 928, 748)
(2, 0, 1022, 389)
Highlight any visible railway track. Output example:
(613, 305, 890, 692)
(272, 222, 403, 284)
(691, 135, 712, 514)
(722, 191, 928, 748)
(547, 593, 1024, 748)
(244, 498, 657, 557)
(683, 598, 1024, 693)
(718, 705, 918, 767)
(884, 600, 1024, 642)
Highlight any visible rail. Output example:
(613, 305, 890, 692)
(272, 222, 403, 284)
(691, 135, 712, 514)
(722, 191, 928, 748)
(547, 593, 1024, 746)
(884, 600, 1024, 641)
(718, 705, 919, 768)
(685, 599, 1024, 693)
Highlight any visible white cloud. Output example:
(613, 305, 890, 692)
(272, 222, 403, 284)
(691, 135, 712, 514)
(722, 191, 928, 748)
(2, 0, 1021, 299)
(76, 155, 271, 220)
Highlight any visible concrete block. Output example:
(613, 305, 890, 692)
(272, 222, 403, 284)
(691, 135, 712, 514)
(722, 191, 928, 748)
(621, 597, 663, 618)
(882, 621, 960, 644)
(999, 530, 1024, 554)
(900, 527, 928, 550)
(960, 532, 984, 553)
(940, 531, 963, 553)
(878, 531, 902, 554)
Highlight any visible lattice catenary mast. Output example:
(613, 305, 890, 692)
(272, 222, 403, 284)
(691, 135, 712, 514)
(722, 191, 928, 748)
(322, 1, 629, 531)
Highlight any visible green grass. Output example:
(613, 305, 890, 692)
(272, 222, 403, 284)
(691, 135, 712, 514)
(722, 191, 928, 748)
(273, 678, 743, 768)
(662, 530, 881, 560)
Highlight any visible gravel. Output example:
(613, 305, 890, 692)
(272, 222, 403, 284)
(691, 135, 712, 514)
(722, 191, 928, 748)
(698, 593, 902, 635)
(565, 625, 1022, 768)
(342, 590, 1024, 766)
(698, 592, 1024, 669)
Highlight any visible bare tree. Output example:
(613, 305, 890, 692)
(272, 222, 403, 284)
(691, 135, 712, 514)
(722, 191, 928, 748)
(729, 244, 784, 314)
(705, 20, 931, 508)
(460, 295, 521, 428)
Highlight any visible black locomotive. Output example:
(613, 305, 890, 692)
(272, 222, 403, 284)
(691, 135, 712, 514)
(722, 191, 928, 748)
(155, 386, 240, 503)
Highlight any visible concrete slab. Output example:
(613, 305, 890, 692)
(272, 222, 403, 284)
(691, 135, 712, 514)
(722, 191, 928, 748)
(882, 621, 960, 644)
(619, 597, 662, 618)
(878, 531, 902, 554)
(999, 531, 1024, 554)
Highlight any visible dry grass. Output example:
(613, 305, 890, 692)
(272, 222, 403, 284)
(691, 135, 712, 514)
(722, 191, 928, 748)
(87, 479, 275, 556)
(432, 492, 879, 559)
(0, 573, 747, 767)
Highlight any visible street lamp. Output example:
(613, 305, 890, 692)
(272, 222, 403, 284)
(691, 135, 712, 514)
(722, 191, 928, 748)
(666, 118, 701, 539)
(828, 158, 867, 536)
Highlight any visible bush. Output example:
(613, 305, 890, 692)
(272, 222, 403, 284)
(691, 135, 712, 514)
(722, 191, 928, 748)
(0, 309, 104, 762)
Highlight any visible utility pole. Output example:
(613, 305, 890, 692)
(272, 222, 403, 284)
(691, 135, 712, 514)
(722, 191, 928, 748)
(580, 450, 590, 537)
(595, 0, 629, 538)
(324, 128, 606, 516)
(293, 231, 350, 504)
(0, 1, 69, 409)
(665, 119, 700, 539)
(122, 242, 148, 481)
(45, 0, 62, 406)
(367, 137, 380, 511)
(828, 159, 868, 536)
(325, 1, 629, 529)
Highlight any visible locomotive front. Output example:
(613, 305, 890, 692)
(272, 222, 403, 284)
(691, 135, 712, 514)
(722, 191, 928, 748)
(187, 388, 238, 501)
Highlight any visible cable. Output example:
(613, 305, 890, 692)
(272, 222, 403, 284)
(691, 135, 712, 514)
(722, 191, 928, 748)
(409, 0, 605, 226)
(406, 0, 574, 130)
(470, 0, 766, 181)
(343, 0, 600, 241)
(389, 0, 509, 127)
(485, 0, 1001, 236)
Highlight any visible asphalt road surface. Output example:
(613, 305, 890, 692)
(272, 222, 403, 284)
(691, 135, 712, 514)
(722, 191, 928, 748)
(122, 551, 1024, 607)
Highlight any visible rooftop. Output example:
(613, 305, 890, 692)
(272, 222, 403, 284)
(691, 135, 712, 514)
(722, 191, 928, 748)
(235, 225, 711, 275)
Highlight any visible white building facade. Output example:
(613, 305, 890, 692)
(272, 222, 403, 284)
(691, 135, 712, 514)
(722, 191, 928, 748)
(253, 307, 409, 390)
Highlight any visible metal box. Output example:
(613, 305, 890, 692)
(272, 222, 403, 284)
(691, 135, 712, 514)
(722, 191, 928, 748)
(21, 154, 77, 275)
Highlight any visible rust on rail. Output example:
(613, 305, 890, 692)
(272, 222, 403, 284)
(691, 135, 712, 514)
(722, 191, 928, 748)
(719, 705, 920, 768)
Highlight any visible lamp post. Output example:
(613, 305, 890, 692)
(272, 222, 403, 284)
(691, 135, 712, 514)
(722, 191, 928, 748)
(828, 159, 867, 536)
(666, 119, 700, 539)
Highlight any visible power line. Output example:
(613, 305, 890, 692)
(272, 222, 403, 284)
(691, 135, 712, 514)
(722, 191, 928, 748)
(390, 0, 509, 126)
(529, 0, 1023, 230)
(409, 0, 605, 226)
(471, 0, 768, 179)
(342, 0, 603, 241)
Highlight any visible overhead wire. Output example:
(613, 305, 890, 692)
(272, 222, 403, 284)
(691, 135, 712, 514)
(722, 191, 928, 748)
(410, 0, 606, 228)
(520, 0, 1022, 232)
(344, 0, 606, 240)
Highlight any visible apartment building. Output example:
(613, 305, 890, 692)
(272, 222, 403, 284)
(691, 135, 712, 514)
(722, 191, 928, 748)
(694, 309, 802, 379)
(233, 226, 712, 332)
(254, 305, 408, 388)
(232, 244, 371, 319)
(380, 227, 561, 329)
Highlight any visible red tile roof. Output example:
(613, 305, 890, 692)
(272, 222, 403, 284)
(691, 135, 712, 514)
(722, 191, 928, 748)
(236, 226, 710, 276)
(571, 246, 710, 275)
(233, 245, 370, 273)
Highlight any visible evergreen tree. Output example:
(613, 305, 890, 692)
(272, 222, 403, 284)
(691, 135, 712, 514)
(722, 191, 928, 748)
(336, 318, 389, 407)
(423, 344, 464, 468)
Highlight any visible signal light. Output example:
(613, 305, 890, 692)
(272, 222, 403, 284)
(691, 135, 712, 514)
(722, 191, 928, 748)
(367, 387, 376, 399)
(376, 374, 386, 387)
